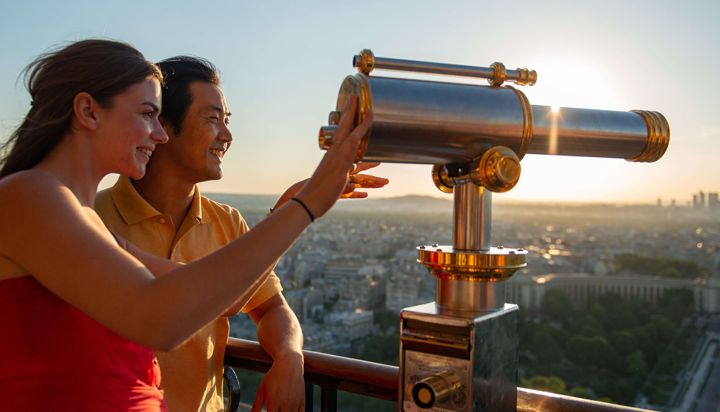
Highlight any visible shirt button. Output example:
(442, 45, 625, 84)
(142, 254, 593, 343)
(157, 217, 166, 224)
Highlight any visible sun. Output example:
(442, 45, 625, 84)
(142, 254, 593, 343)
(522, 60, 624, 111)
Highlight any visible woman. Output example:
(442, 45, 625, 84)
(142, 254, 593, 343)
(0, 39, 372, 411)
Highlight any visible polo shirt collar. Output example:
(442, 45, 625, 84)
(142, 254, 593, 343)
(111, 176, 160, 225)
(110, 176, 204, 225)
(187, 184, 203, 223)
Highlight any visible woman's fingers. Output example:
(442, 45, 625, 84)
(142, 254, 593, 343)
(334, 111, 373, 156)
(334, 95, 358, 139)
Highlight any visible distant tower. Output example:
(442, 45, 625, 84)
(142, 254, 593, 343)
(693, 194, 699, 208)
(657, 198, 662, 207)
(709, 192, 719, 212)
(671, 199, 676, 208)
(699, 191, 706, 209)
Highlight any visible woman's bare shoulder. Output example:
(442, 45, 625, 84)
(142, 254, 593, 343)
(0, 170, 73, 205)
(0, 170, 84, 247)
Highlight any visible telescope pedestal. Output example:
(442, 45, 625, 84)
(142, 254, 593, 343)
(400, 302, 518, 411)
(400, 182, 525, 411)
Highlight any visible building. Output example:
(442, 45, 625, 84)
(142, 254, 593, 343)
(506, 272, 720, 313)
(327, 309, 374, 342)
(386, 273, 423, 312)
(338, 264, 387, 310)
(322, 256, 364, 287)
(284, 287, 324, 323)
(709, 192, 719, 212)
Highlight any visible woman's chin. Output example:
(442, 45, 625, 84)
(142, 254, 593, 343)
(126, 165, 146, 180)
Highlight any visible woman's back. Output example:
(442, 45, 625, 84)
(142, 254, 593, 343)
(0, 275, 165, 411)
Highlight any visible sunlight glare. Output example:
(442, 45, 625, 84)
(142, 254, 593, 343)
(524, 60, 622, 110)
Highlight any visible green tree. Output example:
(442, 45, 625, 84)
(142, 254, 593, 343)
(541, 290, 575, 323)
(610, 330, 636, 356)
(659, 289, 694, 322)
(568, 386, 594, 400)
(522, 375, 567, 394)
(566, 335, 611, 368)
(532, 329, 563, 365)
(373, 309, 398, 333)
(359, 333, 398, 365)
(626, 350, 648, 377)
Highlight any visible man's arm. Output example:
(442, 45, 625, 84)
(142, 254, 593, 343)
(248, 293, 305, 412)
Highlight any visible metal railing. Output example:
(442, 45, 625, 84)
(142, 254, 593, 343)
(224, 337, 653, 412)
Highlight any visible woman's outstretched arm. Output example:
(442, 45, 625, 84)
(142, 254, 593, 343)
(0, 97, 372, 351)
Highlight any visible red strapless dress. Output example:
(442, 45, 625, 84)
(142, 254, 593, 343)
(0, 276, 166, 411)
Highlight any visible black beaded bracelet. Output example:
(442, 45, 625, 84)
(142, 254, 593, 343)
(291, 197, 315, 222)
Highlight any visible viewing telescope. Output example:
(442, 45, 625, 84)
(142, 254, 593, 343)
(318, 50, 669, 412)
(320, 49, 668, 191)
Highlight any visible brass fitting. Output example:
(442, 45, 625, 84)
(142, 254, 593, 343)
(318, 125, 337, 150)
(489, 62, 506, 87)
(431, 165, 454, 193)
(418, 245, 528, 280)
(627, 110, 670, 163)
(514, 67, 537, 86)
(470, 146, 521, 192)
(353, 49, 375, 75)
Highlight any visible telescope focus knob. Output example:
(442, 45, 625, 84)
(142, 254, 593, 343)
(471, 146, 521, 192)
(411, 372, 462, 408)
(431, 165, 454, 193)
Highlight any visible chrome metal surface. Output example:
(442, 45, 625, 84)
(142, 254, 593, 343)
(530, 105, 659, 160)
(353, 52, 537, 86)
(319, 75, 669, 165)
(400, 303, 519, 411)
(344, 75, 529, 164)
(436, 278, 506, 313)
(453, 181, 491, 251)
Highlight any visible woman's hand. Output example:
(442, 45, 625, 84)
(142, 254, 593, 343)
(292, 95, 374, 218)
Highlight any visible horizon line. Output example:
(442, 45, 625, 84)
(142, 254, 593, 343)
(204, 192, 706, 208)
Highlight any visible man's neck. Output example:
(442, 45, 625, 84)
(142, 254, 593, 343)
(131, 168, 196, 232)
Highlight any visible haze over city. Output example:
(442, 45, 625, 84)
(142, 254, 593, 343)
(1, 0, 718, 203)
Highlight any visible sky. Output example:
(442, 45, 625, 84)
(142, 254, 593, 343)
(1, 0, 718, 204)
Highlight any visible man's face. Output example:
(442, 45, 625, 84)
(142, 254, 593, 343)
(161, 81, 232, 183)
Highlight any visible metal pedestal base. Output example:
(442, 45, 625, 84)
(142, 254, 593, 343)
(399, 302, 518, 411)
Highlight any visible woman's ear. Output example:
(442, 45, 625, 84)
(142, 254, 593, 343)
(72, 92, 99, 131)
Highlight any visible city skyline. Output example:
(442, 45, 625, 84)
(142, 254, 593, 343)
(1, 1, 718, 203)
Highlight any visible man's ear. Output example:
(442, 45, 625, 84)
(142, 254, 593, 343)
(72, 92, 100, 131)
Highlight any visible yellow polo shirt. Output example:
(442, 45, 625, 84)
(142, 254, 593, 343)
(95, 176, 282, 412)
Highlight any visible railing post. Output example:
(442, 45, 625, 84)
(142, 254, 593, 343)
(321, 388, 337, 412)
(305, 382, 314, 412)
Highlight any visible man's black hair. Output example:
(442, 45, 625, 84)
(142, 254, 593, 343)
(156, 56, 220, 134)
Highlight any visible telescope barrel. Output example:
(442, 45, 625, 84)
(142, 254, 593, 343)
(531, 106, 669, 161)
(319, 74, 669, 164)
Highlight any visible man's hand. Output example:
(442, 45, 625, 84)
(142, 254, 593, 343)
(248, 293, 304, 411)
(273, 162, 388, 211)
(251, 350, 305, 412)
(340, 162, 388, 198)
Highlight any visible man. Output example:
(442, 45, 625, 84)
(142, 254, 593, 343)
(96, 57, 305, 412)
